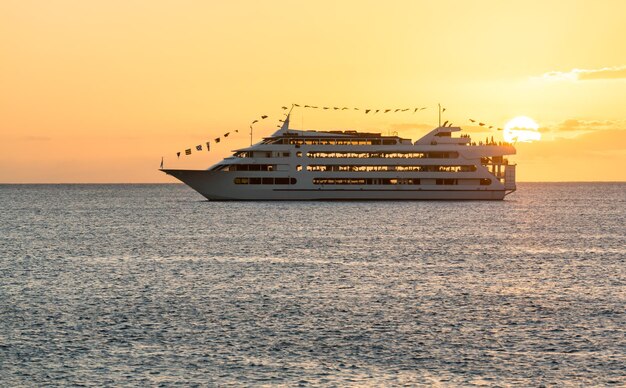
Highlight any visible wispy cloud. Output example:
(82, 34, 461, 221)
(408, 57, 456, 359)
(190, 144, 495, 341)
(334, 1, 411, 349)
(542, 66, 626, 81)
(554, 119, 623, 132)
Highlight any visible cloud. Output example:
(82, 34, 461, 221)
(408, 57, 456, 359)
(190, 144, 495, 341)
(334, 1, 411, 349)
(542, 66, 626, 81)
(519, 128, 626, 156)
(552, 119, 623, 132)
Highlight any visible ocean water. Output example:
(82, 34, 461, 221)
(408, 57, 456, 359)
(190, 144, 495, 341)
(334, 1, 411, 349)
(1, 183, 624, 386)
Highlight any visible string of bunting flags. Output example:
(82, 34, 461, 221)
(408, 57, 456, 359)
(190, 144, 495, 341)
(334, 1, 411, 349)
(289, 103, 429, 115)
(167, 103, 505, 164)
(468, 118, 503, 131)
(172, 102, 432, 161)
(175, 129, 240, 159)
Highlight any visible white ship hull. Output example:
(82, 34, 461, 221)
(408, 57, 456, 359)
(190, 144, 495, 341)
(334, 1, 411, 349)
(163, 169, 508, 200)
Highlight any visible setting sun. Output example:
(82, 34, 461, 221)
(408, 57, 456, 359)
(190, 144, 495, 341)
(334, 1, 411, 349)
(504, 116, 542, 143)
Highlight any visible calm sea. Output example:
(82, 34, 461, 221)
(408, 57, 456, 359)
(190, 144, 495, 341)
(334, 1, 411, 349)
(1, 183, 624, 386)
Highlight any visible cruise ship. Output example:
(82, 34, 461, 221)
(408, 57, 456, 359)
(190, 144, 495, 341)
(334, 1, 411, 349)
(162, 114, 516, 200)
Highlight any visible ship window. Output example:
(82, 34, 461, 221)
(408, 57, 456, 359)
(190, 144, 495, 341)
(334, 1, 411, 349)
(235, 177, 297, 185)
(296, 151, 302, 157)
(480, 178, 491, 186)
(296, 165, 302, 171)
(231, 164, 280, 171)
(312, 178, 421, 185)
(282, 152, 290, 157)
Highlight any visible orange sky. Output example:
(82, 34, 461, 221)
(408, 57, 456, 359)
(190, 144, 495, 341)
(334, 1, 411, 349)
(1, 0, 625, 182)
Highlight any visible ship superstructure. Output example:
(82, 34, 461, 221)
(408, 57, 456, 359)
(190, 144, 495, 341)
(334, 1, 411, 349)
(162, 115, 516, 200)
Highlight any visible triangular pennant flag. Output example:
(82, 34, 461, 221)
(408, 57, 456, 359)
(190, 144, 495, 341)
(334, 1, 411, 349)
(443, 120, 449, 126)
(215, 137, 220, 143)
(323, 107, 329, 110)
(252, 120, 259, 124)
(384, 109, 391, 113)
(414, 108, 418, 113)
(281, 106, 288, 110)
(442, 108, 446, 112)
(294, 103, 300, 107)
(185, 149, 191, 155)
(196, 145, 202, 151)
(479, 123, 485, 126)
(469, 119, 476, 123)
(365, 109, 371, 114)
(224, 132, 230, 137)
(333, 107, 339, 110)
(354, 108, 359, 110)
(375, 110, 380, 114)
(394, 109, 400, 112)
(311, 106, 318, 108)
(261, 115, 268, 119)
(235, 129, 238, 133)
(305, 105, 310, 108)
(342, 107, 348, 110)
(177, 151, 181, 158)
(497, 128, 503, 131)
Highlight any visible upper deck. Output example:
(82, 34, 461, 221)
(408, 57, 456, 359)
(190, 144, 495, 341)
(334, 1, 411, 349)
(234, 119, 515, 160)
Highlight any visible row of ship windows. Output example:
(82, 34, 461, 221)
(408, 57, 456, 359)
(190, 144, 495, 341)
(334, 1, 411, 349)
(217, 164, 476, 172)
(307, 151, 457, 159)
(234, 151, 458, 159)
(233, 177, 297, 185)
(311, 178, 491, 185)
(233, 178, 492, 185)
(305, 165, 477, 172)
(263, 138, 399, 145)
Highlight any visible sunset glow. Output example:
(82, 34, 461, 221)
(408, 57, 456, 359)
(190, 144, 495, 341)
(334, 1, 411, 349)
(504, 116, 542, 143)
(0, 1, 624, 182)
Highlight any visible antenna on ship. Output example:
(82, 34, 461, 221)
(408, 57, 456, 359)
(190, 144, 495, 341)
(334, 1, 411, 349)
(438, 103, 446, 127)
(438, 103, 441, 127)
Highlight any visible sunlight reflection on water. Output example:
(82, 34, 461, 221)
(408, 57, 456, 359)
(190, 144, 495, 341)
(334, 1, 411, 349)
(0, 183, 624, 386)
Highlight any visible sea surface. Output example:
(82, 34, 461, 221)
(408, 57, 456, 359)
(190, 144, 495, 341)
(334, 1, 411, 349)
(1, 183, 624, 386)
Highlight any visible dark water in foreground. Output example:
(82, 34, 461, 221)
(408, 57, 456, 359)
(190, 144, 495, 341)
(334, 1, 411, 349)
(1, 183, 624, 386)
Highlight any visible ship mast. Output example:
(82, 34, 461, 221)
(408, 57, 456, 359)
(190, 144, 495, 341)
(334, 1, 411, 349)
(438, 103, 441, 127)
